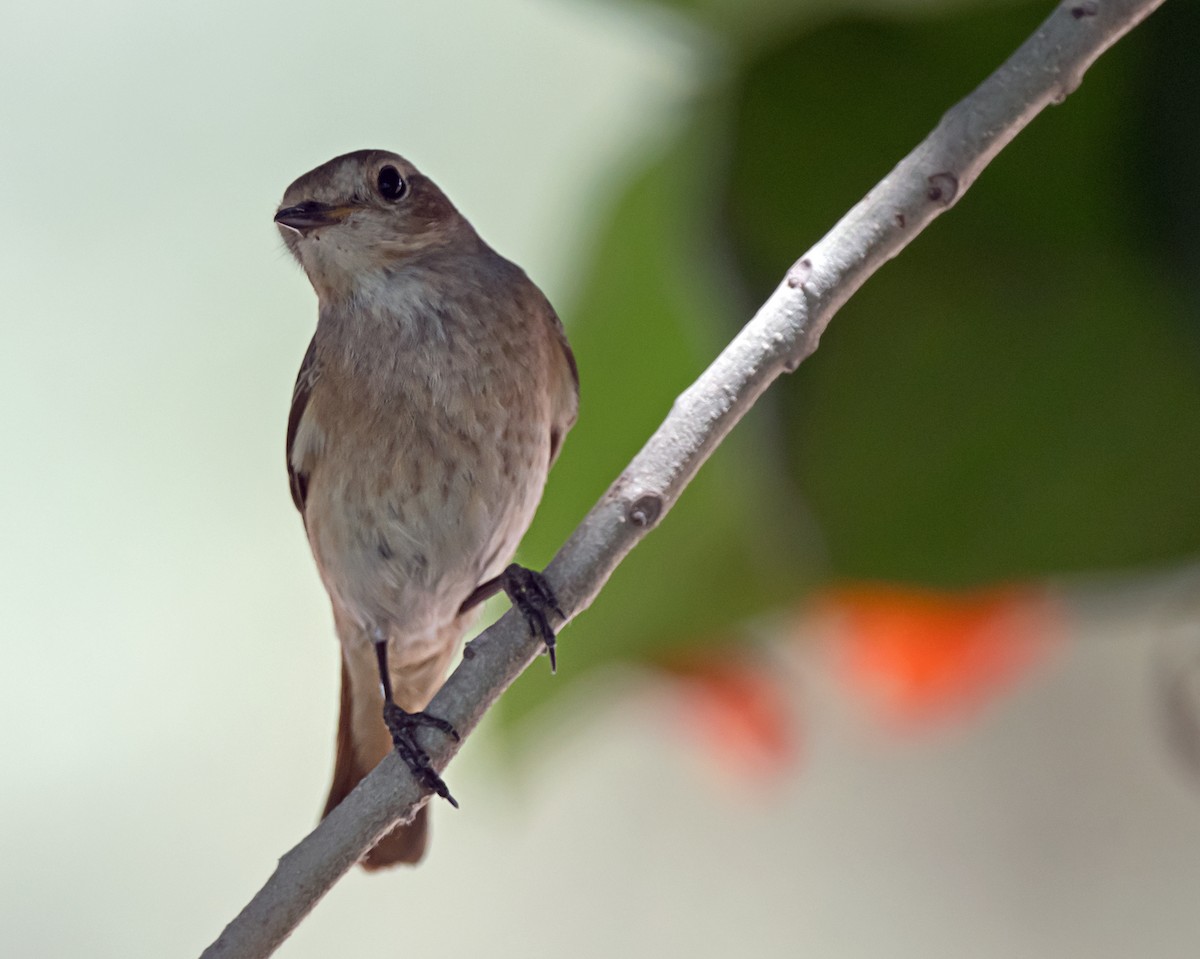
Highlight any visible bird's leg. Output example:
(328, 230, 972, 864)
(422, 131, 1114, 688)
(460, 564, 565, 673)
(373, 637, 460, 808)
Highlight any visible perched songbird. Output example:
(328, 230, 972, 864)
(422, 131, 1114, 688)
(275, 150, 578, 867)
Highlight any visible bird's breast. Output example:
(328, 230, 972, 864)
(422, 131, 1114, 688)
(298, 324, 554, 640)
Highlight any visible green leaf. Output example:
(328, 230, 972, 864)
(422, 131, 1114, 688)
(493, 0, 1200, 737)
(723, 2, 1200, 585)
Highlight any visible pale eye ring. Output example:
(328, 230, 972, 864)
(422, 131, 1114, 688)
(377, 165, 407, 201)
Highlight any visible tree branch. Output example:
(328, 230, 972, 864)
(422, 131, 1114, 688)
(200, 2, 1166, 955)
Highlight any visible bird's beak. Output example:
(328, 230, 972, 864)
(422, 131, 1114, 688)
(274, 201, 355, 233)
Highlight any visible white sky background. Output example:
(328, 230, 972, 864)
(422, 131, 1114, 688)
(0, 0, 695, 954)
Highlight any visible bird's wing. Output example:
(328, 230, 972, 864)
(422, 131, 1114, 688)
(543, 302, 579, 468)
(287, 335, 318, 515)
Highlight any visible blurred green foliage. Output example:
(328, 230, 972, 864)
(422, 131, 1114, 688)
(502, 0, 1200, 728)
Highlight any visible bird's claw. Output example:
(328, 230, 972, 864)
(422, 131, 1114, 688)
(500, 565, 563, 672)
(383, 702, 460, 808)
(458, 564, 565, 672)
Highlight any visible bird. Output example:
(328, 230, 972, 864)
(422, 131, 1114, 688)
(274, 149, 578, 867)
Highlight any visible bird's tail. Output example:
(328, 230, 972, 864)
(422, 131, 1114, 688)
(322, 622, 462, 868)
(322, 642, 427, 867)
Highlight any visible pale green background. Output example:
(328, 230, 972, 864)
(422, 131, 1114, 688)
(0, 0, 692, 952)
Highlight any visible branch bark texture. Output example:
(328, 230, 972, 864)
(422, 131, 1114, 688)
(201, 2, 1166, 955)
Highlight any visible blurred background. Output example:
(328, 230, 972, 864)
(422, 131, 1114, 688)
(3, 0, 1200, 955)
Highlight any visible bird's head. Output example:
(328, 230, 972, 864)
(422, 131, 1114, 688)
(275, 150, 476, 300)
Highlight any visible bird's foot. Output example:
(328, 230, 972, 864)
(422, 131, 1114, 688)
(508, 565, 566, 672)
(383, 702, 461, 808)
(460, 564, 565, 671)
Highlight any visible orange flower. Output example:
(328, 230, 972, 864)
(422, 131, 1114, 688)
(822, 584, 1064, 728)
(664, 652, 799, 780)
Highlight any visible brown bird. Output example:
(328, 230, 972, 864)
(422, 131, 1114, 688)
(275, 150, 578, 867)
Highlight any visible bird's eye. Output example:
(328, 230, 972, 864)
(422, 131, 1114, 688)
(377, 165, 407, 201)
